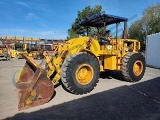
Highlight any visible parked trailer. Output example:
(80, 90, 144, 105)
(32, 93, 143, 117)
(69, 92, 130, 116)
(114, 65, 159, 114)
(146, 33, 160, 68)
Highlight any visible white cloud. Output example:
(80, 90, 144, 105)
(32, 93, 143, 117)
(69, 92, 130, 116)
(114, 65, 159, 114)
(15, 1, 30, 8)
(25, 13, 39, 20)
(0, 28, 67, 39)
(36, 31, 55, 36)
(34, 30, 67, 39)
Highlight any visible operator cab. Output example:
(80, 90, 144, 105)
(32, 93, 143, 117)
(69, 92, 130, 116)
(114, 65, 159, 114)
(80, 13, 130, 50)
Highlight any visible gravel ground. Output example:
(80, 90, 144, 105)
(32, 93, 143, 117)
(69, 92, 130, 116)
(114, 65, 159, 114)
(0, 59, 160, 120)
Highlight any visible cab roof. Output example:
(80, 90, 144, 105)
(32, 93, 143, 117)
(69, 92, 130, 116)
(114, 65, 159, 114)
(80, 13, 128, 27)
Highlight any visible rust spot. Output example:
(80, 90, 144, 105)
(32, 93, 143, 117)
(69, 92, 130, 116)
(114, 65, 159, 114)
(16, 55, 54, 110)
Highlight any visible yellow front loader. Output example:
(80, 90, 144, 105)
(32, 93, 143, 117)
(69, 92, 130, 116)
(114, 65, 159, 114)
(10, 43, 28, 58)
(16, 13, 145, 110)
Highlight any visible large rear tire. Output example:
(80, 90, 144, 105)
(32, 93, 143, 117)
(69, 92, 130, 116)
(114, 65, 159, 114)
(121, 52, 145, 82)
(61, 52, 100, 95)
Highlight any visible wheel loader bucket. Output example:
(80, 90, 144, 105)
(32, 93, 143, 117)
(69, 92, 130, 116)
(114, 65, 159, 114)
(16, 54, 54, 111)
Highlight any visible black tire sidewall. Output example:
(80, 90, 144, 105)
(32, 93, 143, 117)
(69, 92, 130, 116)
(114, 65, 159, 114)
(126, 53, 145, 81)
(62, 52, 100, 94)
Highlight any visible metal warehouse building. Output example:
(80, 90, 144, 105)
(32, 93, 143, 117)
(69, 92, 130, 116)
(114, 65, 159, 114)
(146, 33, 160, 68)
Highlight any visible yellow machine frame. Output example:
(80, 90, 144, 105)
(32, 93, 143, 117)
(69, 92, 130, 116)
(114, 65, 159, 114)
(10, 43, 28, 58)
(44, 36, 140, 85)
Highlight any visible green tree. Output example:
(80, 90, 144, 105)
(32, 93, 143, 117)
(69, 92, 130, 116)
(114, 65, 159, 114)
(67, 29, 79, 40)
(128, 3, 160, 51)
(129, 20, 146, 51)
(142, 3, 160, 35)
(67, 5, 104, 39)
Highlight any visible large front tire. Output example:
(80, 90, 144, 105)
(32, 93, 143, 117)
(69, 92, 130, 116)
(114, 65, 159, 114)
(121, 52, 145, 82)
(61, 52, 100, 95)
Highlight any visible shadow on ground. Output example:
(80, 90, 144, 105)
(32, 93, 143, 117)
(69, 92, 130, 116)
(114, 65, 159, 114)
(100, 70, 124, 81)
(0, 59, 10, 61)
(5, 77, 160, 120)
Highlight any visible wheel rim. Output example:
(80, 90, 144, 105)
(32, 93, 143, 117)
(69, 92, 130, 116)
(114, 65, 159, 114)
(133, 60, 143, 76)
(76, 64, 94, 85)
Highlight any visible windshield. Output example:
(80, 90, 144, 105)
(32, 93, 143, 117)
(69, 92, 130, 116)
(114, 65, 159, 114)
(30, 44, 38, 51)
(15, 44, 23, 51)
(40, 45, 52, 51)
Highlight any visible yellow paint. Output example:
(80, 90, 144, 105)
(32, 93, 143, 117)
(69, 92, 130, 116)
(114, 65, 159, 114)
(104, 55, 117, 70)
(75, 64, 94, 85)
(19, 36, 142, 86)
(43, 36, 141, 84)
(1, 36, 40, 41)
(133, 60, 143, 76)
(10, 43, 28, 58)
(25, 90, 37, 105)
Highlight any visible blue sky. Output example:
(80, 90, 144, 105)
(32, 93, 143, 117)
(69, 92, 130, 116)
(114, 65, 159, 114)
(0, 0, 159, 39)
